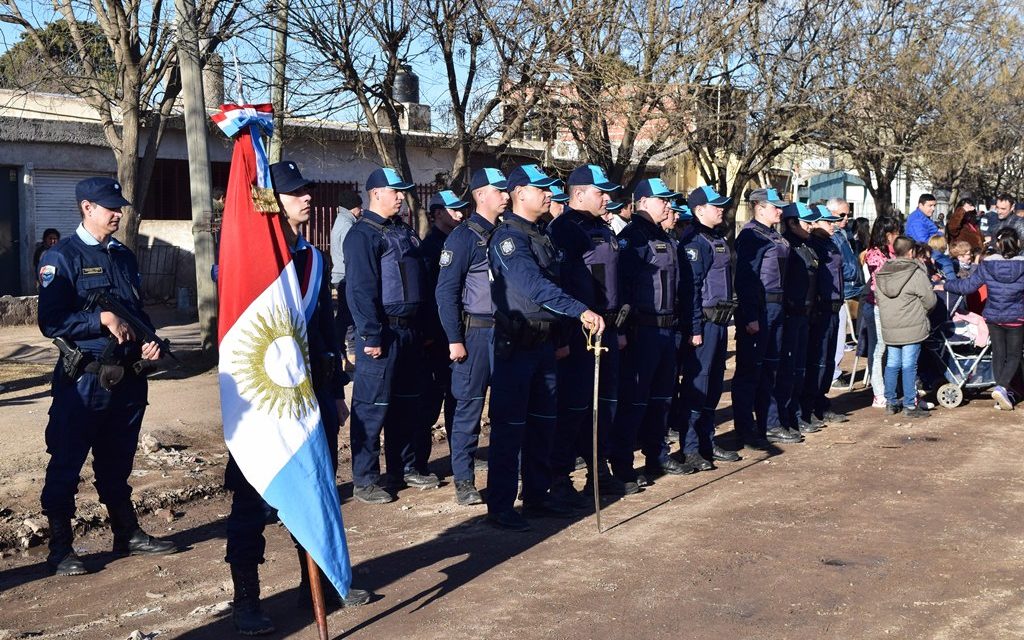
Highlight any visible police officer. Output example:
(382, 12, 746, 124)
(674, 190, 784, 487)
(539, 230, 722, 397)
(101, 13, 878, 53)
(435, 169, 509, 506)
(547, 164, 625, 504)
(487, 164, 605, 531)
(345, 167, 434, 504)
(36, 177, 175, 577)
(773, 202, 818, 440)
(799, 204, 845, 430)
(666, 200, 692, 443)
(730, 188, 796, 449)
(225, 161, 369, 635)
(419, 190, 469, 485)
(678, 186, 741, 470)
(611, 178, 693, 487)
(605, 200, 628, 234)
(548, 183, 570, 219)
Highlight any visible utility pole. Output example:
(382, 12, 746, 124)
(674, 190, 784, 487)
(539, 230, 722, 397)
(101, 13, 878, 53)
(269, 0, 289, 163)
(175, 0, 218, 358)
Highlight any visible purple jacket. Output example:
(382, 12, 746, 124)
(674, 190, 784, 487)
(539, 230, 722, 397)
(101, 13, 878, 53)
(945, 255, 1024, 324)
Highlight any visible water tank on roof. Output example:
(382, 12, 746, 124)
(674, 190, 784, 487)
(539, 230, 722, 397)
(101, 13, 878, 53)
(394, 63, 419, 104)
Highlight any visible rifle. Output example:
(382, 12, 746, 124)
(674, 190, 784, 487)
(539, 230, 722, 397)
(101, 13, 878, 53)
(85, 291, 180, 365)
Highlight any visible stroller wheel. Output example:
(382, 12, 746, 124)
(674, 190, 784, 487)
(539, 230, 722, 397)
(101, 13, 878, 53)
(937, 383, 963, 409)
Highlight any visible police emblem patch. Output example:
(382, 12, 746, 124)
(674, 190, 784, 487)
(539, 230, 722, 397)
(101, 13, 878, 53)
(38, 265, 56, 288)
(617, 238, 628, 249)
(686, 248, 699, 262)
(499, 238, 515, 256)
(439, 250, 453, 267)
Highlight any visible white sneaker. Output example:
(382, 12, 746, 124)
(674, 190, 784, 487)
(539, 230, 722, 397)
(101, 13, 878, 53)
(872, 395, 887, 408)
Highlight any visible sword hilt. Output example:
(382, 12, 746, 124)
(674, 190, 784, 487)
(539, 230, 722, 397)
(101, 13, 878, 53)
(583, 325, 608, 354)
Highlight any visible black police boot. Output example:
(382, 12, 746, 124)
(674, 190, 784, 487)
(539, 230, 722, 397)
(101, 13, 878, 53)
(295, 549, 372, 609)
(107, 502, 178, 556)
(231, 565, 275, 636)
(46, 517, 87, 576)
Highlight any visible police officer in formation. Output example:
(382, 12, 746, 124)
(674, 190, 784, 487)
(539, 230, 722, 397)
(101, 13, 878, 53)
(435, 169, 510, 506)
(611, 179, 692, 488)
(486, 164, 605, 531)
(225, 161, 369, 635)
(731, 188, 794, 449)
(800, 205, 848, 429)
(774, 202, 821, 439)
(419, 190, 469, 486)
(38, 177, 176, 577)
(547, 165, 625, 504)
(679, 186, 741, 470)
(345, 167, 436, 504)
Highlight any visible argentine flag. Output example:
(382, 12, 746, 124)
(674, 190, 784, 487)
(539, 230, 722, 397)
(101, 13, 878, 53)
(215, 105, 352, 595)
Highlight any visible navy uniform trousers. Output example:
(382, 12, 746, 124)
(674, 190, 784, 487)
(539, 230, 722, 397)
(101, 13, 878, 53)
(486, 342, 558, 514)
(731, 301, 785, 439)
(610, 324, 677, 479)
(801, 311, 839, 422)
(775, 313, 811, 429)
(681, 321, 729, 456)
(551, 325, 619, 479)
(448, 325, 492, 483)
(350, 325, 424, 487)
(42, 371, 148, 517)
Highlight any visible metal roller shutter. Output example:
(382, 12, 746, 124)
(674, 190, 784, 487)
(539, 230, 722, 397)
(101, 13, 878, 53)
(34, 170, 113, 238)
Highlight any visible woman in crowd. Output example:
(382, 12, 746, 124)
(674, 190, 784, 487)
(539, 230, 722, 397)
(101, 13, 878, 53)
(944, 228, 1024, 410)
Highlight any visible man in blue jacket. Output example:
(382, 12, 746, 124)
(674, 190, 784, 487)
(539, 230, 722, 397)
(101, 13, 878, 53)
(905, 193, 939, 243)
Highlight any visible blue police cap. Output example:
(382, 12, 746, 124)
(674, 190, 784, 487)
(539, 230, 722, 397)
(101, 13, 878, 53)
(687, 185, 731, 209)
(366, 167, 414, 191)
(567, 164, 620, 192)
(549, 184, 570, 203)
(429, 190, 470, 210)
(817, 204, 841, 221)
(469, 167, 509, 191)
(748, 187, 789, 207)
(506, 164, 559, 190)
(633, 178, 679, 201)
(270, 160, 315, 195)
(606, 200, 624, 212)
(75, 177, 131, 209)
(781, 202, 820, 221)
(671, 201, 693, 219)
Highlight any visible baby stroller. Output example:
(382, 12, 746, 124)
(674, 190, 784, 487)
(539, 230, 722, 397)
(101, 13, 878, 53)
(924, 292, 994, 408)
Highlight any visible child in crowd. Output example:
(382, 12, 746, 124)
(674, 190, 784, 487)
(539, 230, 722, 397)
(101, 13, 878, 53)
(945, 228, 1024, 410)
(948, 240, 976, 277)
(927, 234, 957, 281)
(865, 217, 901, 408)
(875, 236, 938, 418)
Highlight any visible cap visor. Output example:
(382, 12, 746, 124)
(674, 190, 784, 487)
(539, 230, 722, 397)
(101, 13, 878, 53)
(392, 181, 415, 191)
(708, 195, 731, 206)
(96, 195, 132, 208)
(451, 200, 470, 209)
(531, 177, 560, 188)
(491, 180, 509, 191)
(769, 198, 788, 207)
(280, 178, 316, 194)
(595, 181, 621, 192)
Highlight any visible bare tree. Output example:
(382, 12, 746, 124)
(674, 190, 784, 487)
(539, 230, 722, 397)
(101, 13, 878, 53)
(823, 0, 1014, 216)
(0, 0, 241, 250)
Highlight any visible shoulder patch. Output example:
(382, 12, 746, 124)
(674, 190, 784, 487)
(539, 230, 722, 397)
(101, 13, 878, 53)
(39, 264, 56, 288)
(685, 248, 699, 262)
(499, 238, 515, 256)
(617, 238, 628, 249)
(439, 249, 453, 267)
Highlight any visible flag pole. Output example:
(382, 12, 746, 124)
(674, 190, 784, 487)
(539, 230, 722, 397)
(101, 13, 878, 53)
(305, 552, 329, 640)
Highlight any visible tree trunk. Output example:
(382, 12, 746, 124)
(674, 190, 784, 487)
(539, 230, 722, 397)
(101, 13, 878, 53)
(269, 0, 289, 164)
(115, 104, 143, 254)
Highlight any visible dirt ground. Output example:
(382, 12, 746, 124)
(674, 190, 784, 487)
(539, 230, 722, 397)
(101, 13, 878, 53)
(1, 311, 1023, 640)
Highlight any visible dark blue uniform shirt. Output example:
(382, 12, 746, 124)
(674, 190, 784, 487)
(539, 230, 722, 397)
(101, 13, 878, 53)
(617, 215, 679, 317)
(489, 213, 587, 323)
(435, 213, 495, 344)
(342, 210, 426, 348)
(679, 221, 733, 337)
(547, 208, 619, 312)
(734, 219, 790, 324)
(38, 225, 152, 360)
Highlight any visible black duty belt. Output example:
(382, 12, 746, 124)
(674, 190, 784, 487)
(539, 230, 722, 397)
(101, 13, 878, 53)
(703, 302, 738, 326)
(633, 312, 677, 328)
(764, 292, 784, 304)
(387, 315, 414, 328)
(464, 314, 495, 330)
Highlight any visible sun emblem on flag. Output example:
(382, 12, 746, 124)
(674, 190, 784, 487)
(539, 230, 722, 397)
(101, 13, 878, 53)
(233, 306, 316, 419)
